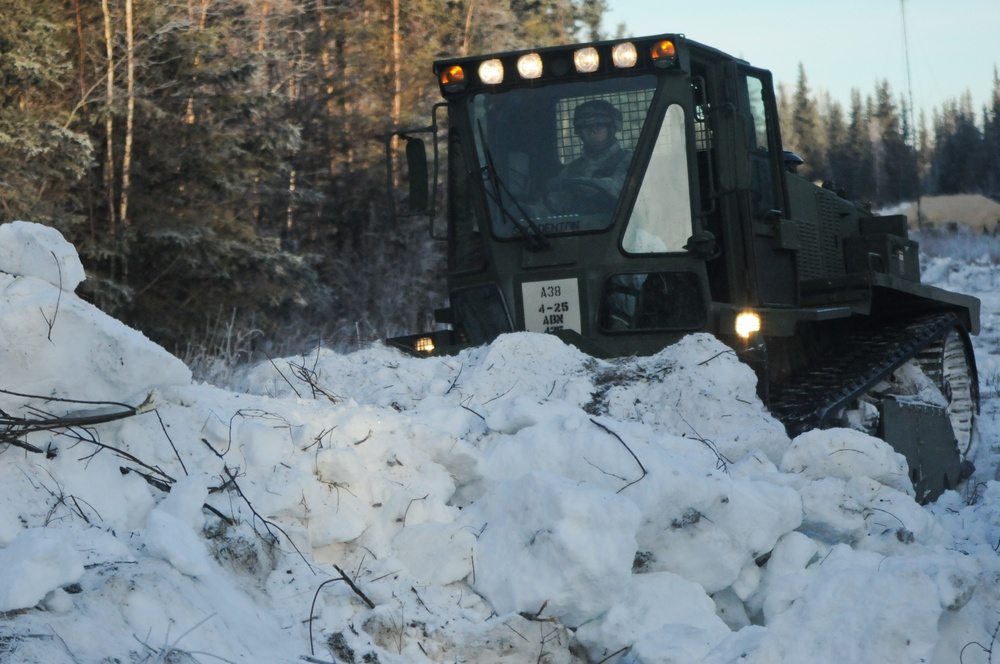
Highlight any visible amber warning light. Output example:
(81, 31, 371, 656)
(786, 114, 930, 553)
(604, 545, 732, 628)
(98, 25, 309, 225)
(651, 40, 677, 65)
(440, 65, 465, 89)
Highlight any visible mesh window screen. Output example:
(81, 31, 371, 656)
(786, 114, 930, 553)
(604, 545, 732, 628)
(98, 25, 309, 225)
(556, 89, 655, 164)
(695, 104, 711, 150)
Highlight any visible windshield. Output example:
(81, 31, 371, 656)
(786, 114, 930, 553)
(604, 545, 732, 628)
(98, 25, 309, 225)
(469, 75, 657, 239)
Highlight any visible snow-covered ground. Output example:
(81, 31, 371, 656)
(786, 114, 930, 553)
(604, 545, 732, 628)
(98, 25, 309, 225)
(0, 220, 998, 664)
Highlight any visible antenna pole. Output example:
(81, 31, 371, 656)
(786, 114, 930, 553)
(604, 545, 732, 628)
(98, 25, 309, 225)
(900, 0, 922, 223)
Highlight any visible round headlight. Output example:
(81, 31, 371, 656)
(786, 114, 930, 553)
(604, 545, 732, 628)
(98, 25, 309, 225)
(735, 312, 761, 339)
(517, 53, 543, 79)
(612, 42, 638, 68)
(573, 47, 600, 73)
(478, 59, 504, 85)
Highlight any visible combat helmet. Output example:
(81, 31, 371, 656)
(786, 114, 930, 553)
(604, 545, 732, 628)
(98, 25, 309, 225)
(573, 99, 622, 134)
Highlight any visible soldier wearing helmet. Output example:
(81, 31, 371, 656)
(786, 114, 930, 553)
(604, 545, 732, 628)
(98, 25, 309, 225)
(545, 99, 631, 214)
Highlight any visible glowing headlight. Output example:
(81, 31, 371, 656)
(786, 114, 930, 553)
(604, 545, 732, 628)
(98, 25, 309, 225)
(478, 59, 504, 85)
(573, 47, 600, 73)
(735, 312, 761, 339)
(612, 42, 638, 68)
(414, 336, 435, 353)
(517, 53, 543, 79)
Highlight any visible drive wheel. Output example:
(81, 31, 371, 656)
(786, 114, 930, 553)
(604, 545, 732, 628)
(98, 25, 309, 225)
(917, 326, 978, 459)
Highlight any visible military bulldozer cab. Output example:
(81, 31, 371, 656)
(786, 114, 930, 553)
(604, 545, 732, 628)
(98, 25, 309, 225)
(386, 34, 981, 502)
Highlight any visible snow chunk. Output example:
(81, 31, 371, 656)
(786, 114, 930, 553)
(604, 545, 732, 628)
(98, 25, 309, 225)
(766, 546, 973, 662)
(597, 334, 791, 464)
(145, 509, 213, 578)
(631, 474, 802, 594)
(463, 471, 640, 627)
(576, 571, 730, 662)
(392, 523, 476, 586)
(0, 528, 84, 611)
(780, 427, 913, 495)
(702, 626, 786, 664)
(798, 477, 870, 543)
(144, 474, 214, 577)
(0, 221, 85, 291)
(457, 333, 596, 407)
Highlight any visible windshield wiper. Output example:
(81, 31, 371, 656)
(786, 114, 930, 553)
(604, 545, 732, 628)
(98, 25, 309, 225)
(476, 124, 549, 250)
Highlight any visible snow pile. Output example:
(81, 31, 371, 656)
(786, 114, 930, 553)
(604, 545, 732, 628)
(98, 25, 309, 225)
(0, 221, 998, 664)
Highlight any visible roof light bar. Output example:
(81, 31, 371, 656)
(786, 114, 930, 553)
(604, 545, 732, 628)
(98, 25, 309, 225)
(434, 35, 686, 95)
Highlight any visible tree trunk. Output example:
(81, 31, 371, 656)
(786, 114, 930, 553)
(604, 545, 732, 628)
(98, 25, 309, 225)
(120, 0, 134, 228)
(390, 0, 402, 189)
(185, 0, 212, 124)
(74, 0, 87, 97)
(462, 0, 476, 56)
(101, 0, 116, 232)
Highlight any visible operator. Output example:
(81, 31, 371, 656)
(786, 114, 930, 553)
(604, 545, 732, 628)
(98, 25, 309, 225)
(544, 99, 631, 214)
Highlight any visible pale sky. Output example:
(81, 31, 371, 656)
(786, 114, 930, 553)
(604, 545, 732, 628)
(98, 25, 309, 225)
(603, 0, 999, 122)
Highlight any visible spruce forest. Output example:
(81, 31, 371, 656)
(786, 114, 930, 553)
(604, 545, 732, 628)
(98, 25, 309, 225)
(2, 0, 999, 368)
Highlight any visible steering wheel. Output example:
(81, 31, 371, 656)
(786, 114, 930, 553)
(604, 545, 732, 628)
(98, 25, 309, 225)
(545, 177, 618, 214)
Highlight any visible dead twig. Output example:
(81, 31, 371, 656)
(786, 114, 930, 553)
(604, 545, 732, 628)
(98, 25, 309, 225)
(308, 568, 377, 656)
(677, 412, 731, 472)
(444, 361, 464, 395)
(697, 349, 735, 366)
(264, 350, 301, 398)
(289, 360, 341, 403)
(960, 619, 1000, 664)
(333, 564, 376, 609)
(40, 250, 63, 342)
(589, 418, 648, 493)
(59, 421, 176, 485)
(217, 464, 315, 571)
(520, 600, 558, 623)
(153, 409, 187, 477)
(596, 646, 630, 664)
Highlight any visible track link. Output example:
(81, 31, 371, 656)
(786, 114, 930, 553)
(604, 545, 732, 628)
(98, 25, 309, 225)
(767, 312, 962, 436)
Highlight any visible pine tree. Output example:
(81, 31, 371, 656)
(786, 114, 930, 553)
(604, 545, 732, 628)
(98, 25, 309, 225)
(0, 0, 92, 223)
(844, 89, 876, 203)
(870, 82, 918, 204)
(0, 0, 619, 352)
(510, 0, 580, 44)
(824, 96, 850, 193)
(930, 93, 982, 195)
(981, 67, 1000, 196)
(578, 0, 610, 41)
(776, 82, 794, 155)
(790, 63, 827, 181)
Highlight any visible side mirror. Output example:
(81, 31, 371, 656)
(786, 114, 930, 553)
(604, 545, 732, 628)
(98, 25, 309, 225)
(385, 104, 445, 230)
(405, 136, 429, 214)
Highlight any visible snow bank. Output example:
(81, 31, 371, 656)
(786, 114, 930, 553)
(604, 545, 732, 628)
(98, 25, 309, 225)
(0, 220, 191, 413)
(0, 221, 998, 664)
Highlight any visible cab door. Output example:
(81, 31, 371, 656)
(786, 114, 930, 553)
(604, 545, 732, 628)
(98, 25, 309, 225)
(736, 67, 798, 307)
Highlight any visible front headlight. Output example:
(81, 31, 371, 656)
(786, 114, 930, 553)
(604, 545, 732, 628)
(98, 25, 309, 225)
(735, 311, 761, 339)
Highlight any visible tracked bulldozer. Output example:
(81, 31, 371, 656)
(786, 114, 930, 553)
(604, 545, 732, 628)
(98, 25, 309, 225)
(386, 34, 980, 502)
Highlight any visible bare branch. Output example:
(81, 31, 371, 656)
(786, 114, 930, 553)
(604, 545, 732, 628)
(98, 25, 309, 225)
(589, 418, 648, 493)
